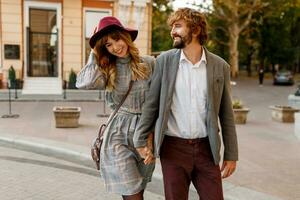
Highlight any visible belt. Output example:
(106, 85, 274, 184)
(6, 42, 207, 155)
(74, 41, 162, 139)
(164, 135, 208, 144)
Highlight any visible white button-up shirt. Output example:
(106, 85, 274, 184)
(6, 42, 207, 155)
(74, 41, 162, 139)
(166, 49, 208, 139)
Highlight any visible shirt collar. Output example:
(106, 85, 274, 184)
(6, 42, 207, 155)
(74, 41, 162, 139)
(179, 48, 207, 68)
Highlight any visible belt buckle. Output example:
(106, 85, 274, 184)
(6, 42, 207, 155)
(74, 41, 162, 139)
(187, 139, 194, 144)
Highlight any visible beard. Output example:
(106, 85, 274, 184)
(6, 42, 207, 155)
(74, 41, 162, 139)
(172, 30, 193, 49)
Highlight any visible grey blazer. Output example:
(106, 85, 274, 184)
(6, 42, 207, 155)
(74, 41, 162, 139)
(133, 48, 238, 165)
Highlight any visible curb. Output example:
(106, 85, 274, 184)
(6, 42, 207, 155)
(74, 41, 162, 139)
(0, 134, 95, 169)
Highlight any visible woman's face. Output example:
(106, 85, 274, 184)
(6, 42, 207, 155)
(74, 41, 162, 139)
(105, 36, 129, 58)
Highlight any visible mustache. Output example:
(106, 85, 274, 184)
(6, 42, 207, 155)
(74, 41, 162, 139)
(172, 34, 182, 39)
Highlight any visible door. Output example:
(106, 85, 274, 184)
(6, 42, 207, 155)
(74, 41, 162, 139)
(24, 2, 61, 79)
(27, 8, 58, 77)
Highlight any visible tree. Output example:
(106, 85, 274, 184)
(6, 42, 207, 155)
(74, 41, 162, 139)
(152, 0, 173, 53)
(209, 0, 266, 77)
(256, 0, 300, 72)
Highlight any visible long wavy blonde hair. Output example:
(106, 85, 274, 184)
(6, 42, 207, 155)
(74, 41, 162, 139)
(94, 29, 150, 91)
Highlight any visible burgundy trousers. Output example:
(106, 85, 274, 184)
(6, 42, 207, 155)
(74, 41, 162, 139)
(160, 135, 223, 200)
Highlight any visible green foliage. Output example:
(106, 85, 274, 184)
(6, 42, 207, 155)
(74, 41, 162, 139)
(152, 0, 173, 52)
(206, 14, 229, 61)
(68, 69, 77, 89)
(232, 99, 244, 109)
(204, 0, 300, 74)
(8, 66, 16, 82)
(8, 66, 17, 89)
(257, 1, 300, 69)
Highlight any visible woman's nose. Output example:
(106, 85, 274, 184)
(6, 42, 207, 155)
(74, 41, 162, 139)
(112, 44, 118, 51)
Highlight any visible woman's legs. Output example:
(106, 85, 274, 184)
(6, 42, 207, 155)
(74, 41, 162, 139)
(122, 190, 144, 200)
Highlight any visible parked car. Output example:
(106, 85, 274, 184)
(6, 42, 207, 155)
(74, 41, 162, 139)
(273, 70, 294, 85)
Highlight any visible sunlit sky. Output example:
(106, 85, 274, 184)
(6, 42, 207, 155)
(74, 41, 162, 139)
(172, 0, 212, 10)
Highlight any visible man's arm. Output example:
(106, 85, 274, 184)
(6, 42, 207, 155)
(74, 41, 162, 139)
(133, 58, 163, 148)
(219, 63, 238, 178)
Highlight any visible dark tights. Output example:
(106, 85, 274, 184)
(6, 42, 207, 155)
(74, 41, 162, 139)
(122, 190, 144, 200)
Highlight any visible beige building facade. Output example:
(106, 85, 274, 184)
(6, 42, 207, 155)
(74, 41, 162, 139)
(0, 0, 152, 93)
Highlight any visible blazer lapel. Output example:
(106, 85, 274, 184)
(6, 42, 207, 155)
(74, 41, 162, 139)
(167, 49, 181, 93)
(204, 47, 215, 111)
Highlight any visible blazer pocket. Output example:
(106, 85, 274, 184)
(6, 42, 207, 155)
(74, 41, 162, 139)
(213, 76, 224, 107)
(214, 76, 224, 84)
(214, 76, 224, 92)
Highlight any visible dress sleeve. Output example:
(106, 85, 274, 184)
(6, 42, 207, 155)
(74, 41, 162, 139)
(76, 50, 107, 89)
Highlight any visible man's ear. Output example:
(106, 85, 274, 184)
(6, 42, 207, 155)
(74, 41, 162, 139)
(192, 26, 201, 37)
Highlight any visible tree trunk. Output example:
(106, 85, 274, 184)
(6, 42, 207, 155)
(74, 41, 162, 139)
(228, 24, 240, 78)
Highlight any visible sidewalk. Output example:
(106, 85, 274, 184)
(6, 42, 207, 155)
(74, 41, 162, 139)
(0, 77, 299, 199)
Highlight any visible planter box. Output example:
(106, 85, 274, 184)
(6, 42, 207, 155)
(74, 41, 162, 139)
(0, 72, 3, 89)
(233, 108, 250, 124)
(53, 106, 81, 128)
(294, 113, 300, 139)
(269, 105, 299, 123)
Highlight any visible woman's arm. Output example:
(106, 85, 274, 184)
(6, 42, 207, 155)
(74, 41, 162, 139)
(76, 50, 107, 89)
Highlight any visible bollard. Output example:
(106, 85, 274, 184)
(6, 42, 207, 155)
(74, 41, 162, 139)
(97, 90, 110, 118)
(2, 80, 19, 118)
(62, 80, 67, 99)
(294, 112, 300, 140)
(14, 81, 18, 99)
(98, 88, 101, 100)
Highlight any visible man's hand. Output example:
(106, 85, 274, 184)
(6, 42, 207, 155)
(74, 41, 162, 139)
(221, 160, 237, 178)
(136, 146, 155, 164)
(136, 133, 155, 165)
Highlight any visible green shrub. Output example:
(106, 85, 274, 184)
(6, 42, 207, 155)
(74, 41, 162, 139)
(8, 66, 16, 88)
(232, 99, 243, 109)
(8, 66, 16, 82)
(68, 69, 77, 89)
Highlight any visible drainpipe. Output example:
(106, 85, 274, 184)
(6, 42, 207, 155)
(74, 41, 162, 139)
(0, 0, 3, 70)
(147, 1, 152, 55)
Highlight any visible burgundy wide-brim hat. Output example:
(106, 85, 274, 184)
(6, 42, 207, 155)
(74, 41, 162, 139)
(89, 16, 138, 48)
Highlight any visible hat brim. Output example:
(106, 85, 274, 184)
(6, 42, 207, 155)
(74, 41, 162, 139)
(89, 25, 138, 48)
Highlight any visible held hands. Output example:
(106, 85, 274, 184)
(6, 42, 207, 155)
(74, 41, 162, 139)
(136, 133, 155, 165)
(221, 160, 237, 178)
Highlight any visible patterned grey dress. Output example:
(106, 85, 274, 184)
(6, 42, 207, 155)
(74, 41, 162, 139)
(76, 51, 155, 195)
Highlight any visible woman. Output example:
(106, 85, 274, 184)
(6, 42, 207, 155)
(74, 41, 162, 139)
(76, 17, 155, 200)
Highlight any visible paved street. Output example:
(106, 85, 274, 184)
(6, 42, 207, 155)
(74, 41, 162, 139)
(0, 75, 300, 200)
(230, 76, 300, 200)
(0, 146, 164, 200)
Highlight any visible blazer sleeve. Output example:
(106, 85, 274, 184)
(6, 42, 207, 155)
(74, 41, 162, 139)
(133, 57, 162, 148)
(219, 63, 239, 161)
(76, 50, 107, 90)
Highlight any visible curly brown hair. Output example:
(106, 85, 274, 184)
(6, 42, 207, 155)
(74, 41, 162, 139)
(94, 30, 150, 90)
(167, 8, 208, 45)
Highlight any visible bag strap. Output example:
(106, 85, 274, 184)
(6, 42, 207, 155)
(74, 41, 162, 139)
(98, 80, 134, 137)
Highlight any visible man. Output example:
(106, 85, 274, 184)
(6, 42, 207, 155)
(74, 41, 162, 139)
(134, 8, 238, 200)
